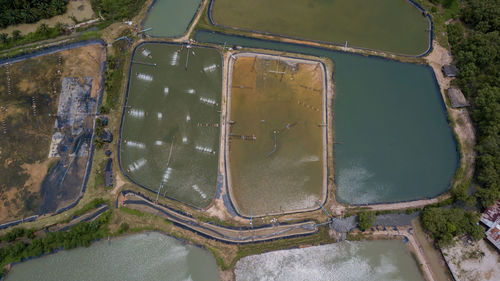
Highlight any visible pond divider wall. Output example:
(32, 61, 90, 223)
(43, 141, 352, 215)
(223, 52, 330, 219)
(207, 0, 434, 58)
(119, 190, 319, 244)
(0, 40, 107, 230)
(117, 41, 224, 211)
(195, 31, 460, 207)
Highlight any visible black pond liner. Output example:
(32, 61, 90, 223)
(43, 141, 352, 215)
(0, 40, 107, 230)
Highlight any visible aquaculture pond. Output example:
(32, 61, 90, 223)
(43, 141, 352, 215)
(210, 0, 430, 55)
(5, 232, 221, 281)
(195, 31, 458, 204)
(235, 240, 424, 281)
(228, 54, 326, 216)
(120, 43, 222, 208)
(143, 0, 202, 37)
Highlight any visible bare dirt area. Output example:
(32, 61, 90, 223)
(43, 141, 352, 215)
(442, 237, 500, 281)
(0, 44, 105, 224)
(426, 41, 475, 183)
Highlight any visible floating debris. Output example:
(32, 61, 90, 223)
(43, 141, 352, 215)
(186, 115, 191, 122)
(136, 73, 153, 82)
(164, 87, 169, 95)
(157, 112, 162, 120)
(182, 137, 188, 144)
(125, 140, 145, 149)
(154, 140, 164, 146)
(186, 88, 196, 95)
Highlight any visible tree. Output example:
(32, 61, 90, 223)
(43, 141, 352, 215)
(11, 30, 21, 41)
(358, 211, 375, 231)
(0, 33, 8, 44)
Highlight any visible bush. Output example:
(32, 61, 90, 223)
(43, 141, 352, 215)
(358, 211, 375, 231)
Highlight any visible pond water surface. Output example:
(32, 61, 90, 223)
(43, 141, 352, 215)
(143, 0, 202, 37)
(6, 232, 220, 281)
(195, 31, 458, 204)
(235, 240, 424, 281)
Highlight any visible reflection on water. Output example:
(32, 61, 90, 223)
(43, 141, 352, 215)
(235, 240, 424, 281)
(6, 233, 220, 281)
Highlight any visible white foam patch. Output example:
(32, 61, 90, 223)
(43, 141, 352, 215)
(125, 140, 145, 149)
(199, 97, 216, 106)
(186, 88, 196, 95)
(137, 73, 153, 82)
(128, 158, 146, 172)
(192, 184, 207, 199)
(155, 140, 163, 146)
(129, 109, 145, 118)
(195, 145, 214, 154)
(170, 52, 180, 66)
(161, 167, 173, 183)
(337, 162, 381, 204)
(203, 64, 217, 72)
(141, 49, 151, 57)
(157, 112, 162, 120)
(300, 155, 320, 163)
(235, 241, 416, 281)
(186, 115, 191, 122)
(164, 87, 169, 95)
(182, 137, 188, 144)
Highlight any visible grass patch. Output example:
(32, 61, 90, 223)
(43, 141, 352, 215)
(119, 207, 145, 217)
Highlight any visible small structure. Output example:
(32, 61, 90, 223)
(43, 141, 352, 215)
(105, 150, 112, 157)
(447, 87, 469, 108)
(486, 225, 500, 251)
(100, 129, 113, 143)
(442, 64, 458, 77)
(104, 158, 113, 187)
(480, 200, 500, 250)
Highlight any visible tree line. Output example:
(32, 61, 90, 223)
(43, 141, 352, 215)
(0, 0, 69, 29)
(421, 0, 499, 247)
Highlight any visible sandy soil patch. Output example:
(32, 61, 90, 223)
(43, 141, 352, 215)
(442, 238, 500, 281)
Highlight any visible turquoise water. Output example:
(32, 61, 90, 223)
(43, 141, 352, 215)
(6, 232, 221, 281)
(143, 0, 202, 37)
(195, 31, 458, 204)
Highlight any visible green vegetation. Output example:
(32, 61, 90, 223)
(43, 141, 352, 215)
(421, 207, 484, 247)
(358, 211, 375, 231)
(0, 0, 69, 28)
(68, 198, 108, 219)
(0, 228, 35, 242)
(119, 207, 145, 217)
(90, 0, 147, 21)
(446, 0, 500, 207)
(0, 210, 111, 277)
(0, 23, 66, 51)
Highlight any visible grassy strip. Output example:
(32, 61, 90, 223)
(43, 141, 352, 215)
(119, 207, 145, 217)
(66, 198, 109, 221)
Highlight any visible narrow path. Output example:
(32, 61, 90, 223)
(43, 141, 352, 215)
(118, 191, 318, 244)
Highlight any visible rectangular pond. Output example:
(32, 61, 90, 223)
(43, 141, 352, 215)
(120, 43, 222, 208)
(210, 0, 430, 55)
(143, 0, 202, 37)
(195, 31, 458, 205)
(235, 240, 424, 281)
(227, 53, 326, 217)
